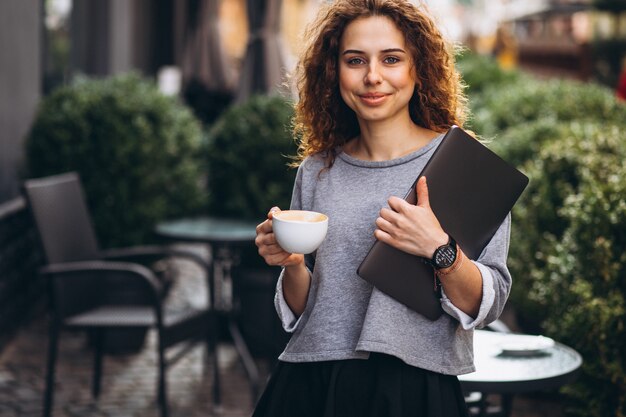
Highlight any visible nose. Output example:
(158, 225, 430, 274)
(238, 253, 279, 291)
(364, 63, 382, 85)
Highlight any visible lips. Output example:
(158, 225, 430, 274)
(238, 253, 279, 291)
(359, 92, 389, 105)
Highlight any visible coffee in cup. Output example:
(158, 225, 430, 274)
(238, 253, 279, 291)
(272, 210, 328, 254)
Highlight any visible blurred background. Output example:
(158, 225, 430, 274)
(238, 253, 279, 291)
(1, 0, 626, 416)
(3, 0, 626, 202)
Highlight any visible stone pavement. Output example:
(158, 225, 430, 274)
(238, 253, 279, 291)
(0, 245, 565, 417)
(0, 318, 268, 417)
(0, 244, 270, 417)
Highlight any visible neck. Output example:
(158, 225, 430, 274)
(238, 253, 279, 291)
(348, 116, 438, 161)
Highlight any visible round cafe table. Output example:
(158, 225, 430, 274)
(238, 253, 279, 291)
(156, 216, 258, 244)
(156, 216, 258, 309)
(459, 330, 583, 417)
(155, 216, 261, 403)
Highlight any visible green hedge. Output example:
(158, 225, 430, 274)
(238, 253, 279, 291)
(456, 51, 524, 96)
(521, 126, 626, 417)
(460, 54, 626, 417)
(206, 95, 297, 221)
(25, 73, 207, 248)
(469, 78, 626, 136)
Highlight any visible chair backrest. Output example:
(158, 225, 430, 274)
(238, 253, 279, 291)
(23, 172, 100, 264)
(24, 173, 156, 319)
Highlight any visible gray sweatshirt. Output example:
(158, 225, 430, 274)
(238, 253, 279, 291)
(274, 134, 512, 375)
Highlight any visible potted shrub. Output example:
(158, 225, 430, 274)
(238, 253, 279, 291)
(206, 94, 297, 222)
(26, 72, 207, 248)
(25, 72, 208, 352)
(206, 94, 297, 357)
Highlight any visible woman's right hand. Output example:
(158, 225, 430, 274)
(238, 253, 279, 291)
(255, 207, 305, 267)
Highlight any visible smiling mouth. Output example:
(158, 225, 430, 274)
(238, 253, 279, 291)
(359, 93, 389, 105)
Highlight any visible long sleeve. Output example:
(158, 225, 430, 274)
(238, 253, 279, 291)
(440, 213, 512, 329)
(273, 162, 314, 332)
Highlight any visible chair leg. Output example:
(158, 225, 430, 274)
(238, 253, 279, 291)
(208, 315, 221, 406)
(228, 317, 260, 405)
(157, 337, 169, 417)
(92, 329, 104, 399)
(501, 394, 514, 417)
(44, 323, 59, 417)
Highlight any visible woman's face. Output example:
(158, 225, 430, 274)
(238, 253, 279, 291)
(338, 15, 416, 125)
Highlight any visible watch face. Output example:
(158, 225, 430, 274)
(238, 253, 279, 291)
(434, 245, 456, 268)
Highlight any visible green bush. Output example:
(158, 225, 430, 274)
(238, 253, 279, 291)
(469, 78, 626, 136)
(456, 51, 524, 96)
(513, 125, 626, 417)
(459, 55, 626, 416)
(506, 123, 621, 314)
(206, 95, 297, 221)
(486, 118, 566, 168)
(25, 73, 207, 248)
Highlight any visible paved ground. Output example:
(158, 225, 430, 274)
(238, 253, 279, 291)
(0, 318, 268, 417)
(0, 245, 267, 417)
(0, 246, 566, 417)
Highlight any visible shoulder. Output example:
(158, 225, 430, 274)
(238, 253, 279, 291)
(299, 153, 324, 169)
(300, 151, 328, 169)
(297, 150, 335, 179)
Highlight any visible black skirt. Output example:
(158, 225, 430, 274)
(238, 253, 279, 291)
(252, 353, 469, 417)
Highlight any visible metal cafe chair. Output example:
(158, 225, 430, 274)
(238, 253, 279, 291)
(23, 172, 220, 417)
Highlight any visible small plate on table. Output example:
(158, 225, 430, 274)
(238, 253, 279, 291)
(498, 335, 555, 357)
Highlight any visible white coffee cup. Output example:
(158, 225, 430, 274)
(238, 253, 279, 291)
(272, 210, 328, 254)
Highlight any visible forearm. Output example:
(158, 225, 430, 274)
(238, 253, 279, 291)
(437, 249, 483, 318)
(282, 262, 312, 316)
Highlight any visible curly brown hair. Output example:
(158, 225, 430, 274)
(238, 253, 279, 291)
(292, 0, 468, 168)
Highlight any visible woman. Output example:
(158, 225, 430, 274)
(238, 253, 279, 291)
(254, 1, 512, 416)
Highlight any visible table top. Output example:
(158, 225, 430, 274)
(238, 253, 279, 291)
(459, 330, 583, 394)
(155, 216, 258, 244)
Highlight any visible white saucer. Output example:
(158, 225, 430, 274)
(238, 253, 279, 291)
(498, 335, 555, 357)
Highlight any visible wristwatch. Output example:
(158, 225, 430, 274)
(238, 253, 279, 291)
(428, 236, 457, 270)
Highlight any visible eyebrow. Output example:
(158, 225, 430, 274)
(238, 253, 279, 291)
(342, 48, 407, 55)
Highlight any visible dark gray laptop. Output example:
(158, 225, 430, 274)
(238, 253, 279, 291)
(357, 126, 529, 320)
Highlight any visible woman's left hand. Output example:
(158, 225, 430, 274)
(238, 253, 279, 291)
(374, 176, 448, 258)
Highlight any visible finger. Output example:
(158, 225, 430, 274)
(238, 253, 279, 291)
(416, 176, 430, 208)
(258, 240, 291, 258)
(267, 206, 281, 219)
(387, 196, 412, 213)
(256, 219, 273, 235)
(260, 244, 289, 258)
(375, 216, 395, 234)
(263, 238, 288, 254)
(379, 206, 402, 222)
(374, 228, 394, 245)
(265, 252, 292, 266)
(256, 234, 278, 249)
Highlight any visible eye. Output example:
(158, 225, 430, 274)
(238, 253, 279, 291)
(346, 57, 365, 65)
(383, 56, 400, 64)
